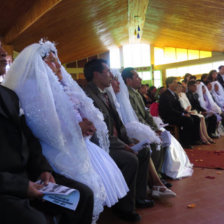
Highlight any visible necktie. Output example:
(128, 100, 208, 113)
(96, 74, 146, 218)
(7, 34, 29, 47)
(102, 92, 118, 137)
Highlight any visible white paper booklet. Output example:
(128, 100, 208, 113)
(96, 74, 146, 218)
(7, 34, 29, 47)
(131, 140, 151, 152)
(36, 181, 80, 210)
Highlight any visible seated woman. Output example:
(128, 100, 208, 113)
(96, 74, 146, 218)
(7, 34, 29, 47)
(176, 82, 214, 145)
(201, 73, 208, 83)
(147, 86, 157, 104)
(197, 82, 222, 138)
(211, 81, 224, 110)
(139, 84, 151, 107)
(108, 69, 193, 181)
(3, 40, 128, 223)
(182, 73, 192, 89)
(207, 70, 218, 82)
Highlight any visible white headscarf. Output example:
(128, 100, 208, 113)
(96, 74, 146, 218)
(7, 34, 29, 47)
(196, 81, 221, 114)
(211, 81, 224, 109)
(106, 69, 161, 144)
(3, 40, 106, 222)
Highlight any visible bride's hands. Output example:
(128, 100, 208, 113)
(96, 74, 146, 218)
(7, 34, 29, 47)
(79, 118, 96, 136)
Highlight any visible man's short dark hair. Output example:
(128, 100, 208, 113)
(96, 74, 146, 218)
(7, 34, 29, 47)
(166, 77, 177, 88)
(121, 67, 135, 83)
(188, 80, 196, 87)
(84, 59, 107, 82)
(218, 65, 224, 70)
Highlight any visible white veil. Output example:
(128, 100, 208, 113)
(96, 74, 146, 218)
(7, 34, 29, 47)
(106, 69, 161, 144)
(211, 81, 224, 108)
(3, 41, 106, 222)
(196, 81, 221, 114)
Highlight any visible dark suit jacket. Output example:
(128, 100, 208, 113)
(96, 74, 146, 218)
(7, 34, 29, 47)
(159, 89, 187, 122)
(0, 85, 52, 198)
(186, 91, 206, 113)
(217, 74, 224, 88)
(84, 82, 132, 150)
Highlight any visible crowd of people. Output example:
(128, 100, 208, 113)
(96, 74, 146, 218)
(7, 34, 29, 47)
(0, 39, 222, 224)
(137, 70, 224, 150)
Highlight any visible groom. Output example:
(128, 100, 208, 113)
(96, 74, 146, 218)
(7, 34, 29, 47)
(84, 59, 152, 222)
(0, 43, 93, 224)
(121, 67, 166, 177)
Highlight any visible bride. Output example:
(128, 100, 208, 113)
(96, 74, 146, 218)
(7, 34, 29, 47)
(107, 69, 193, 180)
(3, 41, 128, 223)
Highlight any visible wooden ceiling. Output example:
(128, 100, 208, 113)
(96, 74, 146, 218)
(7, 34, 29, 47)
(142, 0, 224, 52)
(1, 0, 224, 63)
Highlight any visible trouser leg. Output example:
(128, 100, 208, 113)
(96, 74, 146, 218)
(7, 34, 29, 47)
(206, 115, 217, 136)
(0, 196, 47, 224)
(110, 149, 138, 212)
(135, 147, 150, 200)
(151, 144, 166, 175)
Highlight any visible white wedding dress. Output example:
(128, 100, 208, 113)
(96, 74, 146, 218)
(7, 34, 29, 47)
(153, 116, 193, 179)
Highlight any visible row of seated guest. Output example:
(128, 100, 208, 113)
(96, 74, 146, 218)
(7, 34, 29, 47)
(128, 71, 217, 149)
(183, 70, 224, 135)
(138, 68, 224, 149)
(137, 74, 220, 148)
(159, 77, 201, 149)
(177, 81, 216, 144)
(1, 41, 179, 224)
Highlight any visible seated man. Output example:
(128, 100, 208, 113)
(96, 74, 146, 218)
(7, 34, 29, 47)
(0, 43, 93, 224)
(159, 77, 201, 148)
(121, 68, 166, 174)
(187, 80, 217, 138)
(84, 59, 152, 222)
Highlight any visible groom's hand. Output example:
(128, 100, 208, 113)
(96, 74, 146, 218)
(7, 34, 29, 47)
(27, 181, 43, 198)
(40, 172, 55, 185)
(124, 144, 138, 155)
(79, 118, 96, 136)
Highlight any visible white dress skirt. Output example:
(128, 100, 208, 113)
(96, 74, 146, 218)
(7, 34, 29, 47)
(74, 105, 129, 207)
(85, 138, 129, 207)
(161, 135, 193, 179)
(153, 116, 193, 179)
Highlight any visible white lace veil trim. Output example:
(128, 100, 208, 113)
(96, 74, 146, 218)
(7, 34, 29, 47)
(3, 41, 106, 222)
(196, 81, 221, 114)
(211, 81, 224, 108)
(59, 66, 110, 153)
(107, 69, 161, 144)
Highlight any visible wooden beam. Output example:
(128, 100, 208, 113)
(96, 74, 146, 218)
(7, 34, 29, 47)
(128, 0, 149, 43)
(4, 0, 62, 44)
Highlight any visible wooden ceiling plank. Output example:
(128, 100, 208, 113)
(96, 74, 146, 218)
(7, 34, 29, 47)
(4, 0, 62, 44)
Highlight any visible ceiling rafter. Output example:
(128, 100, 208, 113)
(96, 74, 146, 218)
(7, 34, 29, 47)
(4, 0, 62, 44)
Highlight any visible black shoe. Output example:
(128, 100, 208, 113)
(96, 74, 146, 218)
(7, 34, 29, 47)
(112, 209, 141, 222)
(193, 140, 206, 145)
(182, 144, 193, 149)
(161, 179, 173, 188)
(136, 199, 154, 208)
